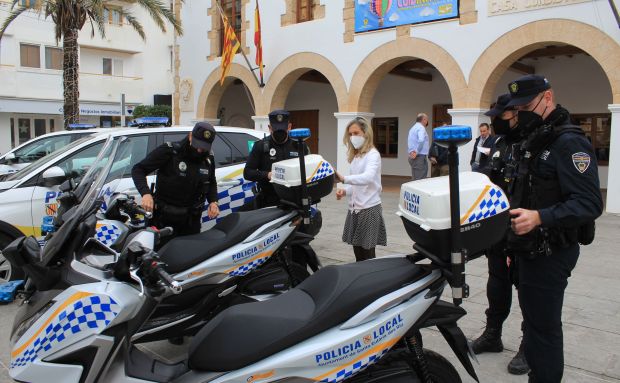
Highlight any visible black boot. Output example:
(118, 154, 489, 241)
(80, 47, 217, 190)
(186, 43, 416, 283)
(471, 327, 503, 354)
(508, 340, 530, 375)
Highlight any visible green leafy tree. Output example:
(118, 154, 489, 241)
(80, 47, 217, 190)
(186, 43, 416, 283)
(132, 104, 172, 119)
(0, 0, 182, 128)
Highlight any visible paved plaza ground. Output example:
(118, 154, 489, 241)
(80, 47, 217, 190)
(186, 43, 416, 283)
(0, 179, 618, 382)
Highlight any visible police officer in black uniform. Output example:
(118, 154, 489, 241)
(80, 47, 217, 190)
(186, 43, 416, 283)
(243, 110, 308, 208)
(131, 122, 220, 237)
(471, 93, 530, 375)
(500, 75, 603, 383)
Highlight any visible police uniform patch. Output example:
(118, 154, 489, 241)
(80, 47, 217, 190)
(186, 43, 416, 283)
(199, 169, 209, 175)
(572, 152, 590, 173)
(269, 148, 276, 156)
(510, 82, 518, 94)
(179, 161, 187, 171)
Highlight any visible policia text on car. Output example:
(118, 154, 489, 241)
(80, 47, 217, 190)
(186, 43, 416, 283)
(481, 75, 603, 383)
(131, 122, 220, 237)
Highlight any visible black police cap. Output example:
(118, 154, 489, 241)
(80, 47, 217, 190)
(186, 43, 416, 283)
(506, 74, 551, 107)
(191, 122, 216, 151)
(268, 110, 290, 131)
(485, 93, 512, 117)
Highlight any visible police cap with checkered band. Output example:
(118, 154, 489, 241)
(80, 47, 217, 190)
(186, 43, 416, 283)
(191, 122, 216, 151)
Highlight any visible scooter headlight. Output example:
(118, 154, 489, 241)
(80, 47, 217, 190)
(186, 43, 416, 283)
(11, 301, 55, 346)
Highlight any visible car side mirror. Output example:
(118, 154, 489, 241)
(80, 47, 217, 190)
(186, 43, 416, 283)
(42, 166, 67, 187)
(3, 153, 16, 164)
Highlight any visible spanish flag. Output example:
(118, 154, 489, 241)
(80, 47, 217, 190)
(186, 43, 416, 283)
(220, 13, 240, 86)
(254, 0, 264, 84)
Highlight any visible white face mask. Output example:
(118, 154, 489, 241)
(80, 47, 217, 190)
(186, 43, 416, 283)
(350, 135, 366, 149)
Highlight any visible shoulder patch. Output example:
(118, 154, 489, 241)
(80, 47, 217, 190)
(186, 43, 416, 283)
(572, 152, 591, 173)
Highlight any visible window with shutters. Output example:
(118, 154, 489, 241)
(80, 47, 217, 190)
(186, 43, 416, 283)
(20, 43, 40, 68)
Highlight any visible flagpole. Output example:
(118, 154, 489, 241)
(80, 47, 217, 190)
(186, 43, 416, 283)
(214, 0, 264, 88)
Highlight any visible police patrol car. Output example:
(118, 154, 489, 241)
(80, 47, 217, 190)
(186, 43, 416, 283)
(0, 126, 263, 282)
(0, 128, 107, 178)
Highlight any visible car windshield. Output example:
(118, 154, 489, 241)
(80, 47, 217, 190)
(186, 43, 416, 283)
(13, 135, 76, 162)
(4, 135, 96, 182)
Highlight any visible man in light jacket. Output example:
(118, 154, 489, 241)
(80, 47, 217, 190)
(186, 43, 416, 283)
(408, 113, 430, 180)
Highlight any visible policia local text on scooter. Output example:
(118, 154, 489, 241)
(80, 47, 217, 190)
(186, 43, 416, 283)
(7, 126, 513, 383)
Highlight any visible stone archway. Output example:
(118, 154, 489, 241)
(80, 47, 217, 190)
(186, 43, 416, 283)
(196, 63, 264, 120)
(262, 52, 348, 114)
(347, 38, 468, 111)
(468, 19, 620, 108)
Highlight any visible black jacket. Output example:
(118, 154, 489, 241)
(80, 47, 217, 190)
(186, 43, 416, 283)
(470, 135, 495, 167)
(244, 136, 307, 207)
(131, 137, 217, 208)
(524, 106, 603, 228)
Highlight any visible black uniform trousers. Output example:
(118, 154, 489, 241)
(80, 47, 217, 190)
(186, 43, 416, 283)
(152, 205, 203, 246)
(518, 243, 579, 383)
(485, 243, 513, 328)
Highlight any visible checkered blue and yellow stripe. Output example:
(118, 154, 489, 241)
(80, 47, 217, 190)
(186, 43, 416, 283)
(309, 161, 335, 183)
(94, 223, 123, 247)
(226, 251, 273, 277)
(463, 185, 509, 224)
(314, 338, 400, 383)
(203, 179, 256, 228)
(10, 293, 119, 369)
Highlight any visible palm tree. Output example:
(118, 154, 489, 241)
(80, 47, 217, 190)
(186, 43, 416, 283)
(0, 0, 183, 128)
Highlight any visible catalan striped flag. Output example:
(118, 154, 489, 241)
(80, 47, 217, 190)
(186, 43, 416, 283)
(220, 13, 240, 86)
(254, 0, 264, 84)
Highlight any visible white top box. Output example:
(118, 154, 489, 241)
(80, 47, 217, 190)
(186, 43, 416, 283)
(271, 154, 334, 188)
(396, 172, 510, 231)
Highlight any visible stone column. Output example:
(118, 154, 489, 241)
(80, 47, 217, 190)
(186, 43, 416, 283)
(251, 115, 270, 133)
(606, 104, 620, 213)
(333, 112, 375, 175)
(447, 108, 490, 171)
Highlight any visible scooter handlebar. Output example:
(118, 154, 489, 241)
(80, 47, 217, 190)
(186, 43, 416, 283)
(150, 261, 182, 294)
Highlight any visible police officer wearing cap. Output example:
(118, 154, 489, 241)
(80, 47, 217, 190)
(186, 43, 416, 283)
(500, 75, 603, 383)
(243, 110, 308, 208)
(132, 122, 220, 237)
(470, 93, 530, 375)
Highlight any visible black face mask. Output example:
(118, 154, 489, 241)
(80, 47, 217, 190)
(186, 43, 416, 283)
(189, 146, 208, 161)
(272, 130, 289, 145)
(492, 117, 512, 136)
(516, 110, 544, 136)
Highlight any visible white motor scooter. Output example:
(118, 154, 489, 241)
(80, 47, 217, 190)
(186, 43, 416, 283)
(7, 126, 510, 383)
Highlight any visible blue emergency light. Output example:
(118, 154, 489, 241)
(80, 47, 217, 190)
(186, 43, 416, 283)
(289, 128, 311, 139)
(67, 123, 97, 130)
(433, 125, 472, 146)
(131, 117, 170, 126)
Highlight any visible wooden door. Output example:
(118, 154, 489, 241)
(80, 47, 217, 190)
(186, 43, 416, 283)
(432, 104, 453, 128)
(289, 110, 319, 154)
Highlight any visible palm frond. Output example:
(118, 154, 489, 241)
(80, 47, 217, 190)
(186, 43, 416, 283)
(134, 0, 182, 35)
(123, 12, 146, 40)
(85, 0, 107, 39)
(0, 6, 30, 40)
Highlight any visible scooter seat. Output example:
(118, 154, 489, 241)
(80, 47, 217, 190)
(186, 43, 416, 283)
(188, 257, 428, 371)
(159, 208, 291, 274)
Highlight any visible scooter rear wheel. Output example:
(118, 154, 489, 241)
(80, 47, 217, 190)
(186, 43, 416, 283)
(350, 348, 462, 383)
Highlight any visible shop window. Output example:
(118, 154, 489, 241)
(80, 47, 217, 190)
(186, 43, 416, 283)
(45, 47, 62, 70)
(297, 0, 313, 22)
(103, 58, 112, 75)
(20, 43, 40, 68)
(49, 119, 55, 132)
(572, 114, 611, 165)
(18, 118, 31, 145)
(34, 119, 46, 137)
(219, 0, 242, 56)
(10, 118, 15, 148)
(372, 117, 398, 158)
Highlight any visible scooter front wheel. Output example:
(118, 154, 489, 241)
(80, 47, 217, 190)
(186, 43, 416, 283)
(349, 348, 462, 383)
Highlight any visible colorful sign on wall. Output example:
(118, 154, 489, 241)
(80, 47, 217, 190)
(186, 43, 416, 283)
(354, 0, 459, 32)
